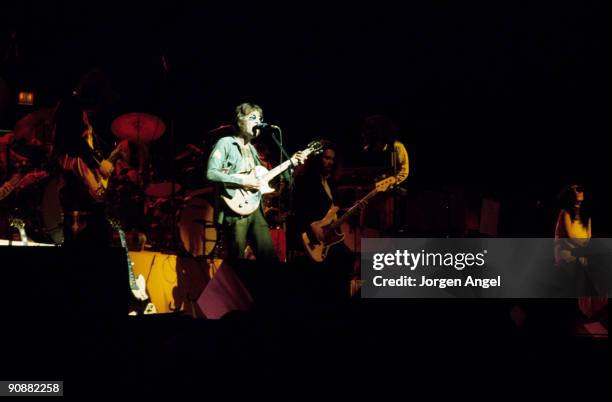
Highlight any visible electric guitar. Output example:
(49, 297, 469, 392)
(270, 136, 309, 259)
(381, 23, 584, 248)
(86, 144, 127, 201)
(222, 141, 323, 215)
(0, 170, 49, 200)
(6, 216, 54, 247)
(109, 219, 157, 314)
(301, 176, 397, 262)
(17, 170, 49, 189)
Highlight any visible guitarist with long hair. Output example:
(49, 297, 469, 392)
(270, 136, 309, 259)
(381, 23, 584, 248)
(291, 139, 342, 252)
(291, 139, 356, 297)
(53, 70, 123, 247)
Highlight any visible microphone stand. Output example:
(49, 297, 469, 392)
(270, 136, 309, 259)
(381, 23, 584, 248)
(269, 128, 292, 170)
(269, 127, 292, 261)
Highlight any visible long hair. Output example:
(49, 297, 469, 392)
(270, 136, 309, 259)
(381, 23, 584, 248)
(557, 183, 591, 228)
(73, 69, 115, 110)
(296, 139, 341, 181)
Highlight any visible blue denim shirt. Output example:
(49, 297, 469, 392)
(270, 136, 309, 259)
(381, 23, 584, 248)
(206, 136, 262, 223)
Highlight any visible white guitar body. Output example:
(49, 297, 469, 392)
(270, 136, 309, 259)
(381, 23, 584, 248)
(132, 273, 148, 301)
(221, 141, 323, 216)
(221, 165, 275, 216)
(109, 219, 157, 315)
(127, 253, 157, 314)
(128, 259, 157, 315)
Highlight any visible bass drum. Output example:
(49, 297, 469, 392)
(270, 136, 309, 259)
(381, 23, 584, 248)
(40, 175, 64, 244)
(11, 174, 64, 244)
(177, 194, 217, 257)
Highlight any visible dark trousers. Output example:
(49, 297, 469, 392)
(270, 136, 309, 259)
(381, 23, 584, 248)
(62, 208, 111, 248)
(223, 208, 276, 262)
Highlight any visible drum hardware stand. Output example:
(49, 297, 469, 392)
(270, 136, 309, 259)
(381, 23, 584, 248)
(3, 138, 11, 178)
(160, 52, 180, 252)
(169, 118, 179, 251)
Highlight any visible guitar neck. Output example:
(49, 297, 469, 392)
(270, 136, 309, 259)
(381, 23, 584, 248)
(115, 225, 137, 287)
(263, 159, 294, 182)
(19, 228, 28, 244)
(331, 188, 379, 229)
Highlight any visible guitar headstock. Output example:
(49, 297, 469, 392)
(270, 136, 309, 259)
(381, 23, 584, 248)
(375, 176, 397, 193)
(306, 141, 324, 156)
(9, 216, 25, 230)
(108, 218, 121, 231)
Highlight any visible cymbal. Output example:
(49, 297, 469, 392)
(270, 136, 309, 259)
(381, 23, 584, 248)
(14, 108, 55, 144)
(0, 132, 14, 145)
(112, 113, 166, 143)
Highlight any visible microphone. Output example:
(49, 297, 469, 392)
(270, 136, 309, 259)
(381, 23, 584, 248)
(252, 123, 280, 135)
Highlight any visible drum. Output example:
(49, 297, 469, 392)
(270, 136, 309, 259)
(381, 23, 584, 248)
(269, 227, 286, 262)
(145, 181, 181, 198)
(11, 174, 63, 244)
(40, 176, 64, 244)
(178, 159, 207, 191)
(177, 195, 217, 257)
(142, 195, 175, 250)
(106, 178, 146, 231)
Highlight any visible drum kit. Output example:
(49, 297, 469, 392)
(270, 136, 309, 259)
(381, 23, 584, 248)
(108, 112, 220, 256)
(1, 109, 234, 259)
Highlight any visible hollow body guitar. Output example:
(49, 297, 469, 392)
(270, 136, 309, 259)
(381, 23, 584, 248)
(222, 141, 322, 215)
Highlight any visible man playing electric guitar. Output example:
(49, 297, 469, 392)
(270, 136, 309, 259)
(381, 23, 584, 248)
(53, 76, 125, 247)
(206, 102, 308, 261)
(292, 139, 343, 257)
(291, 139, 360, 299)
(300, 176, 396, 263)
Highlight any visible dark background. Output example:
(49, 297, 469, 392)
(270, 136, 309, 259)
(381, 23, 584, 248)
(0, 3, 609, 393)
(2, 1, 611, 235)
